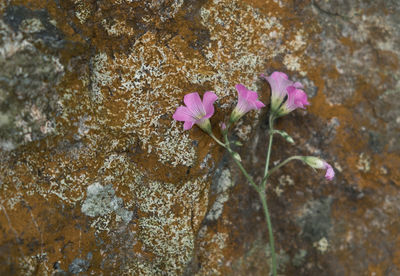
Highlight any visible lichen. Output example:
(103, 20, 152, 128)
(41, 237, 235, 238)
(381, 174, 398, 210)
(292, 249, 307, 267)
(313, 237, 329, 253)
(80, 0, 306, 167)
(357, 152, 371, 172)
(132, 177, 209, 274)
(206, 169, 233, 220)
(297, 198, 333, 243)
(19, 18, 45, 33)
(0, 19, 63, 150)
(196, 225, 229, 276)
(81, 182, 133, 224)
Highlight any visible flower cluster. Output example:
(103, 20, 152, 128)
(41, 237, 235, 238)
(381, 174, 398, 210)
(173, 71, 334, 181)
(260, 72, 310, 116)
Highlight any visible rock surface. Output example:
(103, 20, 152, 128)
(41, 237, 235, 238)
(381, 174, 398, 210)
(0, 0, 399, 275)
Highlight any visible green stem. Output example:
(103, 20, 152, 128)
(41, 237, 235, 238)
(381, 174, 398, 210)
(222, 132, 259, 192)
(257, 114, 278, 276)
(219, 121, 278, 276)
(209, 133, 227, 148)
(259, 191, 277, 276)
(262, 156, 302, 183)
(262, 115, 275, 188)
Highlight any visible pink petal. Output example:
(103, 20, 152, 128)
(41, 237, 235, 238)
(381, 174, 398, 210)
(324, 162, 335, 181)
(271, 71, 289, 80)
(202, 91, 218, 119)
(293, 81, 303, 89)
(235, 84, 249, 100)
(293, 89, 310, 109)
(286, 86, 310, 110)
(184, 92, 205, 118)
(265, 71, 294, 99)
(247, 90, 259, 102)
(255, 100, 266, 109)
(183, 121, 195, 130)
(173, 106, 196, 122)
(234, 84, 265, 114)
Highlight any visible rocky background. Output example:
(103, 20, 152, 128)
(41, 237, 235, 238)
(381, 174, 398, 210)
(0, 0, 399, 275)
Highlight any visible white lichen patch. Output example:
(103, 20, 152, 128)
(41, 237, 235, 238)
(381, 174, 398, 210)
(101, 18, 136, 36)
(72, 0, 92, 24)
(81, 183, 133, 230)
(18, 255, 48, 275)
(279, 174, 294, 186)
(132, 176, 209, 274)
(289, 30, 307, 52)
(88, 37, 200, 165)
(90, 52, 112, 104)
(357, 152, 371, 172)
(313, 237, 329, 253)
(150, 0, 184, 22)
(274, 175, 294, 196)
(84, 0, 307, 166)
(19, 18, 46, 33)
(206, 169, 233, 220)
(235, 122, 253, 141)
(0, 19, 63, 150)
(283, 53, 305, 75)
(274, 186, 284, 197)
(334, 161, 343, 173)
(199, 0, 286, 96)
(197, 225, 229, 276)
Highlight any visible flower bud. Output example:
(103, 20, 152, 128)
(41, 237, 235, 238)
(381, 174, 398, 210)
(232, 152, 242, 162)
(301, 156, 335, 181)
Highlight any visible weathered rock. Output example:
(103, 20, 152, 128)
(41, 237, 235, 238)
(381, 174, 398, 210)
(0, 0, 399, 275)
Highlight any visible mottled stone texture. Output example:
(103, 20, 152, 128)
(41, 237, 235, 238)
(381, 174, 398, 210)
(0, 0, 399, 275)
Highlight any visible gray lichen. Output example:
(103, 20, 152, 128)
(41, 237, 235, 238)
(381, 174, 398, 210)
(206, 169, 233, 221)
(0, 18, 63, 150)
(81, 183, 133, 224)
(297, 198, 333, 243)
(68, 252, 92, 274)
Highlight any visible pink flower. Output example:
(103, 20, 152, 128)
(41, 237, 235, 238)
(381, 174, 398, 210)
(278, 86, 310, 115)
(261, 71, 303, 113)
(302, 156, 335, 181)
(323, 162, 335, 181)
(173, 91, 218, 132)
(230, 84, 265, 123)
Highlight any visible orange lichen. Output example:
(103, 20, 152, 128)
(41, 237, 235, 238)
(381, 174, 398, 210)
(1, 0, 399, 274)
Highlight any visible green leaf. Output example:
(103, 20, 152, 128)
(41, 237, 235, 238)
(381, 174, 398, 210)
(273, 130, 294, 144)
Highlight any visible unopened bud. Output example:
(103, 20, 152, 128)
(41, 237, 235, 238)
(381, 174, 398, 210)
(233, 141, 243, 146)
(232, 152, 242, 162)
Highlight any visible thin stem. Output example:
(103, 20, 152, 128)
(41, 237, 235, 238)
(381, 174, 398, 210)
(259, 191, 277, 276)
(222, 132, 259, 192)
(262, 115, 275, 187)
(222, 121, 277, 276)
(230, 151, 259, 192)
(209, 133, 227, 148)
(262, 156, 302, 183)
(259, 114, 278, 276)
